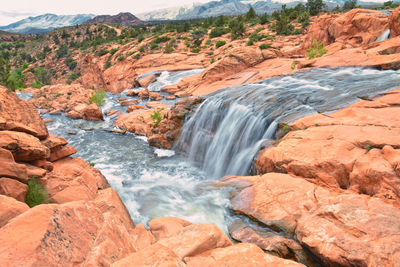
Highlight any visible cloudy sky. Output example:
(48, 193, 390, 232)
(0, 0, 211, 25)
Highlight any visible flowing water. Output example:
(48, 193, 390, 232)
(376, 29, 391, 41)
(175, 67, 400, 178)
(20, 67, 400, 234)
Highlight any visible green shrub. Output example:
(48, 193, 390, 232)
(307, 38, 327, 59)
(191, 47, 201, 53)
(65, 58, 77, 70)
(25, 178, 48, 208)
(215, 40, 226, 48)
(90, 88, 106, 107)
(154, 36, 171, 44)
(151, 109, 163, 128)
(109, 48, 119, 55)
(55, 44, 68, 58)
(259, 44, 272, 50)
(209, 27, 230, 38)
(96, 49, 109, 57)
(291, 60, 297, 70)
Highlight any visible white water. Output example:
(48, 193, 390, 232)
(176, 67, 400, 178)
(376, 29, 391, 42)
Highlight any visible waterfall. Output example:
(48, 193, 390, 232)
(175, 67, 400, 178)
(376, 29, 391, 42)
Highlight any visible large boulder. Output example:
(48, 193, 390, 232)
(42, 157, 108, 203)
(0, 131, 50, 162)
(0, 194, 29, 228)
(0, 148, 28, 182)
(0, 189, 136, 266)
(0, 86, 48, 139)
(389, 7, 400, 37)
(0, 178, 28, 202)
(223, 174, 400, 266)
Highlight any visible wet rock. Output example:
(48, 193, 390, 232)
(0, 86, 48, 139)
(126, 89, 139, 96)
(0, 194, 29, 228)
(224, 174, 400, 266)
(136, 73, 158, 88)
(115, 109, 157, 136)
(119, 99, 139, 106)
(0, 177, 28, 202)
(0, 131, 50, 162)
(389, 7, 400, 38)
(166, 95, 176, 100)
(138, 88, 150, 99)
(145, 101, 169, 110)
(107, 109, 121, 117)
(185, 243, 304, 267)
(149, 92, 163, 101)
(126, 105, 147, 112)
(65, 103, 104, 121)
(228, 219, 308, 264)
(148, 217, 192, 241)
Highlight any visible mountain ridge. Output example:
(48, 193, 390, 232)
(0, 13, 95, 34)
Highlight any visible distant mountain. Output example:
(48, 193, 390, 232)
(138, 0, 389, 20)
(0, 14, 95, 34)
(83, 12, 147, 26)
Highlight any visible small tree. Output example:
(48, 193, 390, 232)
(246, 7, 257, 21)
(307, 38, 328, 59)
(0, 57, 10, 87)
(151, 109, 163, 128)
(229, 17, 246, 40)
(342, 0, 357, 11)
(306, 0, 325, 16)
(90, 88, 107, 107)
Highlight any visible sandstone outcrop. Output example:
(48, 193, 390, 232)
(301, 9, 388, 50)
(389, 7, 400, 37)
(0, 86, 48, 139)
(223, 173, 400, 267)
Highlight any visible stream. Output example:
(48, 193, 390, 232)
(20, 67, 400, 236)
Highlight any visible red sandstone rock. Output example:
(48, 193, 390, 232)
(157, 224, 232, 258)
(145, 101, 169, 110)
(0, 178, 28, 202)
(148, 217, 192, 241)
(42, 157, 108, 203)
(112, 243, 183, 267)
(0, 131, 50, 162)
(185, 243, 304, 267)
(130, 224, 156, 250)
(149, 92, 163, 101)
(0, 148, 28, 182)
(0, 86, 48, 139)
(127, 105, 147, 112)
(0, 198, 136, 266)
(48, 145, 77, 162)
(302, 9, 388, 50)
(65, 103, 104, 121)
(22, 163, 47, 178)
(0, 194, 29, 228)
(40, 134, 68, 151)
(136, 73, 158, 88)
(223, 174, 400, 266)
(389, 7, 400, 37)
(119, 99, 139, 106)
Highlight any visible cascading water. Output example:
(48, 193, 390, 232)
(147, 69, 204, 91)
(175, 67, 400, 178)
(376, 29, 391, 41)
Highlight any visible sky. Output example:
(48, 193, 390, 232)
(0, 0, 211, 26)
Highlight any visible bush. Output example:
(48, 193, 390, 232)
(25, 178, 48, 208)
(55, 44, 68, 58)
(209, 27, 230, 38)
(259, 44, 272, 49)
(215, 40, 226, 48)
(259, 14, 269, 25)
(96, 49, 109, 57)
(307, 38, 327, 59)
(65, 58, 77, 70)
(151, 109, 163, 128)
(229, 18, 246, 40)
(191, 47, 201, 53)
(90, 88, 106, 107)
(154, 36, 171, 44)
(109, 48, 119, 55)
